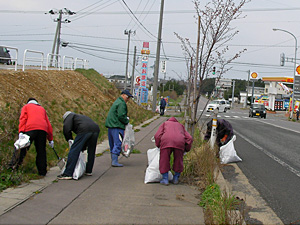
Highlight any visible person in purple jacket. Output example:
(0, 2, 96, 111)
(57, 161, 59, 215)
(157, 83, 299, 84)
(154, 117, 193, 185)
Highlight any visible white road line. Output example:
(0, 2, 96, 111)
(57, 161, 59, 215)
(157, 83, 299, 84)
(258, 120, 300, 134)
(235, 131, 300, 178)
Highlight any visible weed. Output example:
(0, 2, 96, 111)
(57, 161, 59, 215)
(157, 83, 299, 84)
(183, 126, 245, 224)
(131, 149, 141, 154)
(200, 184, 243, 224)
(141, 122, 151, 128)
(134, 129, 140, 132)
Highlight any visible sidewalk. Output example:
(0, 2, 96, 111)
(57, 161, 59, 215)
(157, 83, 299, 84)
(0, 111, 205, 224)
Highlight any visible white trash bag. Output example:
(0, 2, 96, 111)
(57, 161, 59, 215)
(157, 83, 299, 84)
(219, 135, 242, 164)
(144, 147, 173, 184)
(61, 151, 86, 180)
(121, 123, 135, 158)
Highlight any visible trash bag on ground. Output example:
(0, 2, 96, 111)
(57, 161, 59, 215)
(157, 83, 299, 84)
(144, 147, 173, 184)
(61, 151, 86, 180)
(121, 123, 135, 158)
(219, 135, 242, 164)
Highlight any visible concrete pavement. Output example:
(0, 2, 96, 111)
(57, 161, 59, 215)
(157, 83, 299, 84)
(0, 112, 205, 224)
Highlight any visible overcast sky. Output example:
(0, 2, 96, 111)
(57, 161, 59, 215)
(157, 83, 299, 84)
(1, 0, 300, 81)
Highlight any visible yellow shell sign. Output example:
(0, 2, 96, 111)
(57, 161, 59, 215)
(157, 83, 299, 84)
(251, 72, 258, 79)
(296, 65, 300, 75)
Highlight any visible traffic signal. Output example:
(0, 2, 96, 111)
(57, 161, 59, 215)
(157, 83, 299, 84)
(212, 67, 216, 75)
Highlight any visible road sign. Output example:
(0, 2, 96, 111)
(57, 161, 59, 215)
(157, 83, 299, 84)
(251, 72, 258, 79)
(296, 65, 300, 75)
(294, 75, 300, 100)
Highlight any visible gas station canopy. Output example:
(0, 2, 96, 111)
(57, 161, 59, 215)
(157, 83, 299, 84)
(262, 77, 293, 83)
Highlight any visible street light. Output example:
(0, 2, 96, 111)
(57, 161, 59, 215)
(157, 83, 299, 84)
(273, 28, 298, 118)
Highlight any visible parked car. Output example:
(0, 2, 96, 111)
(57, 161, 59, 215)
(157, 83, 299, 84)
(206, 99, 227, 112)
(249, 103, 266, 119)
(0, 47, 11, 65)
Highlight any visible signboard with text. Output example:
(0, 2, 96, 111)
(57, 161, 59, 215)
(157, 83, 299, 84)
(140, 88, 148, 103)
(140, 55, 148, 88)
(294, 75, 300, 100)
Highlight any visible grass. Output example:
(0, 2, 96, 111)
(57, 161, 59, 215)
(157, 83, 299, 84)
(131, 149, 141, 154)
(182, 126, 245, 224)
(141, 122, 151, 128)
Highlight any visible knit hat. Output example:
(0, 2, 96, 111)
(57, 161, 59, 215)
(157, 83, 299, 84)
(63, 111, 72, 121)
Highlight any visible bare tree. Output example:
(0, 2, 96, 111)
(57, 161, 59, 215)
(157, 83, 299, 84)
(175, 0, 248, 136)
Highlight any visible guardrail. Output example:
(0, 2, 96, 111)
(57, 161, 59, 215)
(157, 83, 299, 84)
(62, 56, 74, 70)
(0, 46, 88, 71)
(0, 45, 18, 71)
(23, 49, 44, 71)
(46, 53, 61, 70)
(75, 58, 85, 69)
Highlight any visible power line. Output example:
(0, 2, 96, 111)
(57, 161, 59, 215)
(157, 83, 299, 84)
(72, 0, 119, 22)
(2, 7, 300, 14)
(120, 0, 157, 39)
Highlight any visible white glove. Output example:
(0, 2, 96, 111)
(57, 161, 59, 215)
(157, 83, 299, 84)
(49, 140, 54, 148)
(68, 139, 74, 148)
(19, 132, 24, 139)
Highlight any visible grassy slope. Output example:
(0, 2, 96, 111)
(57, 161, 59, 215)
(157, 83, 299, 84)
(0, 68, 155, 174)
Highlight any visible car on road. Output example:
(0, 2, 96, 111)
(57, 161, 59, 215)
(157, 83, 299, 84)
(225, 100, 231, 110)
(206, 99, 227, 112)
(249, 103, 266, 118)
(0, 47, 11, 65)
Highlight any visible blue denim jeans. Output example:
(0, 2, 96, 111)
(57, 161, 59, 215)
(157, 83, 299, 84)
(108, 128, 124, 156)
(63, 132, 99, 176)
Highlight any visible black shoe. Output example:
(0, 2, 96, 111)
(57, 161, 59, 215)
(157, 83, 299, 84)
(57, 174, 72, 180)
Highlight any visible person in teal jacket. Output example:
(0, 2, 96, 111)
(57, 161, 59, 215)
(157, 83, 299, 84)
(105, 90, 133, 167)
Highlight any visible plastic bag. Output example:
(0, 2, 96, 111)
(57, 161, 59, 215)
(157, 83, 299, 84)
(144, 147, 173, 184)
(121, 123, 135, 158)
(61, 151, 86, 180)
(219, 135, 242, 164)
(14, 133, 30, 150)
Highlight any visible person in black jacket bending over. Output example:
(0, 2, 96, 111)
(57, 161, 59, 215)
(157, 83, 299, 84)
(58, 111, 100, 180)
(204, 119, 234, 147)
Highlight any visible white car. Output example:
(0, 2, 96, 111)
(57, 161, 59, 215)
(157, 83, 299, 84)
(206, 100, 227, 112)
(225, 100, 231, 110)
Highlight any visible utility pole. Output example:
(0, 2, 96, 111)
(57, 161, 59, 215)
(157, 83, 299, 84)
(152, 0, 164, 112)
(124, 30, 135, 90)
(55, 10, 62, 66)
(231, 80, 235, 109)
(131, 46, 137, 96)
(48, 8, 74, 67)
(244, 70, 250, 108)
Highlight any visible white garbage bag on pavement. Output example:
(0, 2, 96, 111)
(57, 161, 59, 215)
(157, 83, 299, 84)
(61, 151, 86, 180)
(219, 135, 242, 164)
(144, 147, 173, 184)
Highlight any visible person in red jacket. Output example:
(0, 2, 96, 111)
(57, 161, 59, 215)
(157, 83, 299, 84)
(13, 97, 54, 176)
(154, 117, 193, 185)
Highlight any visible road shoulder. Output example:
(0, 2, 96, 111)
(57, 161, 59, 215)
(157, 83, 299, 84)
(220, 163, 283, 224)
